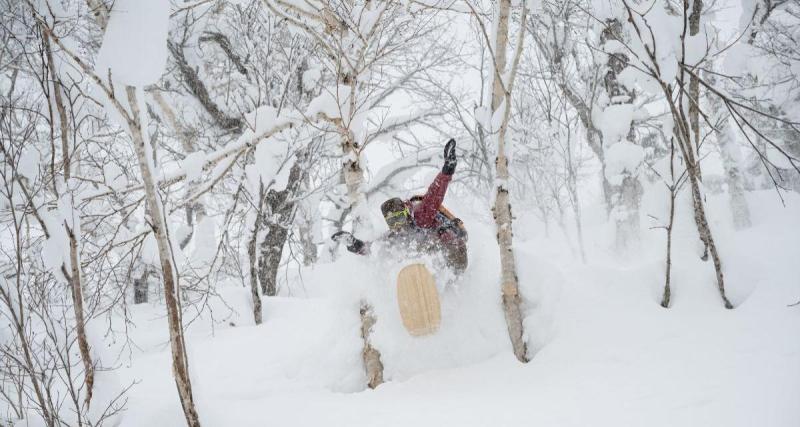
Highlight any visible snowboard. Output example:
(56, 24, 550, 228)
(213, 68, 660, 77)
(396, 263, 441, 336)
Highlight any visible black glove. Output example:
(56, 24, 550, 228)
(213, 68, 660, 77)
(442, 138, 457, 175)
(331, 231, 365, 254)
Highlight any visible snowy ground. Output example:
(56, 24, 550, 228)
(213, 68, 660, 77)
(113, 190, 800, 427)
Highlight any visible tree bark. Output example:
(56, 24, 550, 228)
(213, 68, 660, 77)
(667, 87, 734, 309)
(43, 30, 94, 408)
(133, 267, 150, 304)
(661, 189, 675, 308)
(662, 140, 679, 308)
(688, 0, 703, 161)
(339, 125, 366, 232)
(258, 216, 289, 297)
(490, 0, 529, 363)
(248, 183, 265, 325)
(169, 41, 243, 132)
(619, 1, 734, 309)
(0, 249, 55, 427)
(359, 302, 384, 389)
(685, 161, 733, 308)
(126, 87, 202, 426)
(491, 1, 510, 111)
(256, 157, 305, 296)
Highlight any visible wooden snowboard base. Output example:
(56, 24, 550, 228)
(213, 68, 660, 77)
(396, 263, 441, 336)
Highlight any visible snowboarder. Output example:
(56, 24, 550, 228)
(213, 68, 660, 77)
(332, 139, 468, 274)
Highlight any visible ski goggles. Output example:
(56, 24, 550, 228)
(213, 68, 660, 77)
(384, 207, 410, 229)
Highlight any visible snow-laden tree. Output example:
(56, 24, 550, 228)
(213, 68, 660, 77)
(2, 0, 799, 424)
(1, 1, 131, 424)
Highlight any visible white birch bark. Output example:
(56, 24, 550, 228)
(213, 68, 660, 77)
(42, 30, 94, 408)
(359, 301, 384, 389)
(616, 0, 735, 309)
(126, 87, 202, 427)
(688, 0, 703, 161)
(661, 139, 680, 308)
(489, 0, 529, 363)
(248, 183, 265, 325)
(664, 86, 734, 309)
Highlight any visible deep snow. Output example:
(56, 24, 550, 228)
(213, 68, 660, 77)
(111, 189, 799, 427)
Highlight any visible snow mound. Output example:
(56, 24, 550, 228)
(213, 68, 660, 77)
(113, 192, 800, 427)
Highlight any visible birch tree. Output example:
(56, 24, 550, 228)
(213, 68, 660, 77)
(1, 3, 128, 424)
(41, 25, 95, 409)
(467, 0, 530, 362)
(28, 3, 206, 424)
(610, 0, 738, 307)
(262, 0, 460, 383)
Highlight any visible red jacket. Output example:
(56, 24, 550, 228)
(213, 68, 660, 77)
(409, 172, 452, 229)
(401, 172, 467, 247)
(353, 172, 463, 256)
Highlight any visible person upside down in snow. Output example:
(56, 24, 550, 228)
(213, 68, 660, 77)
(331, 139, 468, 274)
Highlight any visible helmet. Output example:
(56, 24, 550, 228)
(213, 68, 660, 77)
(381, 198, 410, 229)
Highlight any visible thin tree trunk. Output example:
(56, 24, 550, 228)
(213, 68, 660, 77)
(65, 227, 93, 406)
(256, 158, 305, 296)
(43, 30, 94, 408)
(495, 187, 528, 362)
(340, 128, 366, 230)
(684, 160, 733, 308)
(248, 183, 265, 325)
(0, 255, 54, 427)
(668, 92, 734, 309)
(5, 180, 61, 425)
(133, 267, 150, 304)
(661, 189, 675, 308)
(318, 1, 382, 388)
(335, 21, 367, 233)
(662, 140, 679, 308)
(258, 219, 288, 297)
(126, 87, 202, 427)
(359, 302, 384, 389)
(682, 0, 710, 258)
(490, 0, 529, 363)
(491, 0, 510, 111)
(688, 0, 703, 162)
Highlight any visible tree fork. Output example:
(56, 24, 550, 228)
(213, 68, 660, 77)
(671, 102, 734, 309)
(685, 161, 734, 309)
